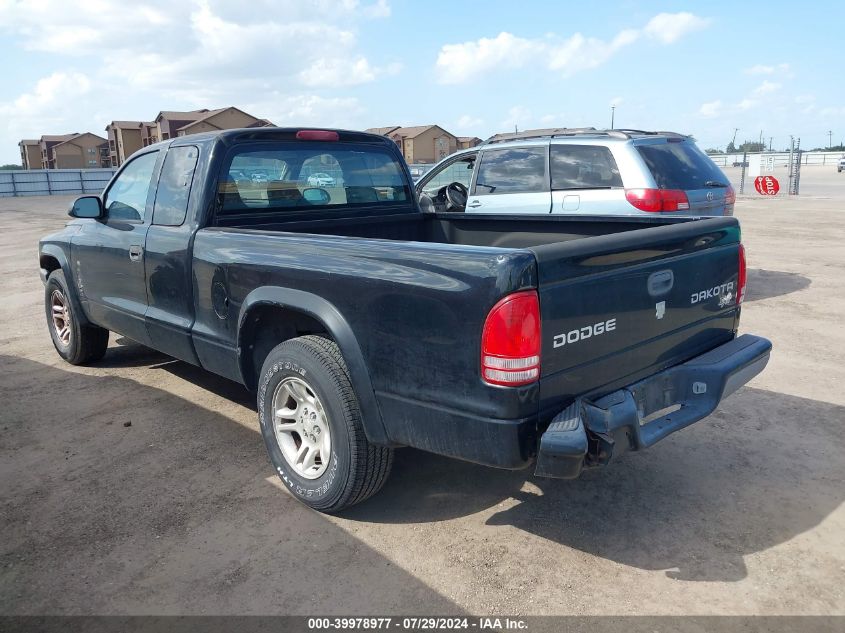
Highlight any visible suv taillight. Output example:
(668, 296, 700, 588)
(481, 291, 540, 386)
(725, 184, 736, 206)
(738, 244, 747, 304)
(625, 188, 690, 212)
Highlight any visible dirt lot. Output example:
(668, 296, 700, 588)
(1, 169, 843, 616)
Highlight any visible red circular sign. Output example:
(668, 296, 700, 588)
(754, 175, 780, 196)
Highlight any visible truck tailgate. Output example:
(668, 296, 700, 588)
(530, 217, 742, 418)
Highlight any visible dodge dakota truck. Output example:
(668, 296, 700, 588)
(39, 128, 772, 512)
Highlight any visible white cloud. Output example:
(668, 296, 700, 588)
(610, 96, 624, 107)
(642, 12, 712, 44)
(298, 58, 401, 87)
(753, 80, 781, 96)
(500, 106, 532, 130)
(456, 114, 484, 129)
(435, 12, 710, 84)
(436, 33, 544, 84)
(736, 98, 758, 111)
(745, 63, 791, 75)
(698, 100, 722, 118)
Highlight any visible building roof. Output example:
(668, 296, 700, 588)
(52, 132, 108, 149)
(154, 108, 214, 123)
(368, 125, 455, 139)
(457, 136, 481, 142)
(365, 126, 400, 136)
(19, 139, 40, 145)
(40, 134, 78, 143)
(106, 120, 150, 129)
(175, 106, 262, 133)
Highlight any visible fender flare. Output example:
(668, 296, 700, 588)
(39, 244, 92, 326)
(237, 286, 390, 446)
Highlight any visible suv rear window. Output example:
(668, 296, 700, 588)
(475, 147, 547, 194)
(217, 143, 411, 216)
(637, 141, 727, 190)
(550, 145, 623, 190)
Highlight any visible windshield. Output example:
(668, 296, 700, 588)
(637, 140, 728, 190)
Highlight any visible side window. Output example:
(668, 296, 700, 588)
(474, 147, 547, 195)
(420, 156, 475, 197)
(152, 146, 199, 226)
(550, 145, 623, 190)
(103, 151, 159, 222)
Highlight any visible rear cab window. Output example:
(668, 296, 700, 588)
(474, 147, 548, 194)
(216, 143, 412, 220)
(550, 145, 623, 190)
(636, 140, 728, 189)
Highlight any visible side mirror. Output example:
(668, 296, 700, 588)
(69, 196, 103, 219)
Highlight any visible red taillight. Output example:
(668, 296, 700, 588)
(737, 244, 747, 304)
(481, 291, 540, 386)
(296, 130, 339, 141)
(625, 188, 690, 212)
(725, 185, 736, 206)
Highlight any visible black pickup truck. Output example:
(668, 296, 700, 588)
(39, 128, 771, 512)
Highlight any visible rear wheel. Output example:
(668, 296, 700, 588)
(44, 270, 109, 365)
(257, 335, 393, 512)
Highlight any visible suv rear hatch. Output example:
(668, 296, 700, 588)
(530, 216, 743, 420)
(635, 138, 735, 216)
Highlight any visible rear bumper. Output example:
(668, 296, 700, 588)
(534, 334, 772, 479)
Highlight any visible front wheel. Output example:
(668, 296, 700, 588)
(257, 335, 393, 512)
(44, 270, 109, 365)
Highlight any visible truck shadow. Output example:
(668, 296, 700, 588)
(47, 340, 845, 586)
(745, 268, 811, 302)
(0, 353, 459, 615)
(349, 387, 844, 583)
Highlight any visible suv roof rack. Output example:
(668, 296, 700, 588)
(481, 128, 689, 146)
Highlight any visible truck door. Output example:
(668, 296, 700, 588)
(71, 149, 160, 345)
(143, 145, 201, 364)
(465, 146, 551, 214)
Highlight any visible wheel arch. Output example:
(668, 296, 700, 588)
(237, 286, 390, 446)
(39, 244, 92, 326)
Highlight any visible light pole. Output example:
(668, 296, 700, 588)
(829, 130, 833, 149)
(731, 127, 739, 150)
(611, 106, 616, 129)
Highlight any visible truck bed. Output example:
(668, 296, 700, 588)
(195, 210, 741, 466)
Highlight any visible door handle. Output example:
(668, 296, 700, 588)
(467, 200, 482, 208)
(129, 245, 143, 262)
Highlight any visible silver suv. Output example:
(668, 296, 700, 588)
(416, 128, 735, 216)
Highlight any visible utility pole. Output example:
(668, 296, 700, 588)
(611, 106, 616, 129)
(769, 137, 773, 151)
(732, 128, 739, 146)
(759, 130, 763, 150)
(828, 130, 833, 149)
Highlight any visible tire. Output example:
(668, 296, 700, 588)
(44, 270, 109, 365)
(257, 335, 393, 512)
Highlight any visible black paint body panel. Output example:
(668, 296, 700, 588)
(38, 128, 757, 470)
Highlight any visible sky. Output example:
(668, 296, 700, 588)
(1, 0, 844, 164)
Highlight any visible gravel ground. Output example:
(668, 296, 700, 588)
(1, 169, 843, 615)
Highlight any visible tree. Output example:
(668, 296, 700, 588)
(726, 141, 737, 153)
(0, 164, 22, 171)
(737, 141, 765, 153)
(705, 148, 724, 155)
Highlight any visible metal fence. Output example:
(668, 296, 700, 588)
(708, 151, 844, 168)
(0, 168, 117, 197)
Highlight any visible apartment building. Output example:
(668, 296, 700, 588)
(457, 136, 483, 149)
(18, 139, 40, 169)
(39, 133, 109, 169)
(105, 121, 153, 167)
(154, 107, 273, 142)
(365, 125, 459, 164)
